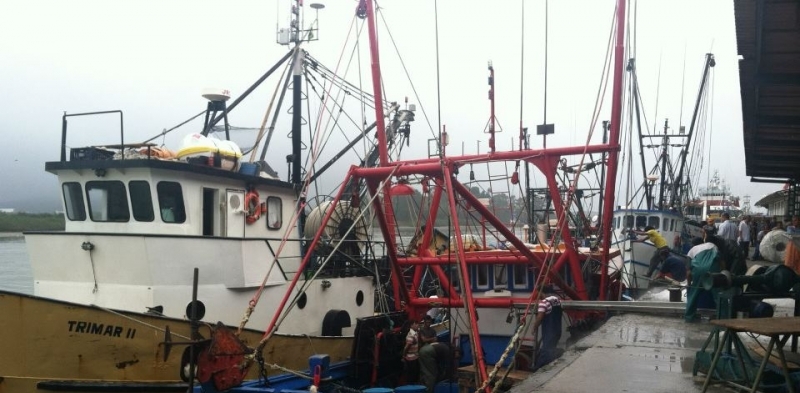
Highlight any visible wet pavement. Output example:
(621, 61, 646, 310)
(512, 313, 738, 393)
(508, 257, 798, 393)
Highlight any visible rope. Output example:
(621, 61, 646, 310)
(249, 56, 292, 161)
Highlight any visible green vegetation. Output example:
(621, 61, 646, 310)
(0, 212, 65, 232)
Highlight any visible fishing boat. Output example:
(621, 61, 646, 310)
(684, 170, 744, 221)
(612, 53, 717, 296)
(178, 0, 636, 392)
(1, 8, 419, 391)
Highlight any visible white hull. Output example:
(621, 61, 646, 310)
(27, 232, 373, 335)
(612, 209, 687, 295)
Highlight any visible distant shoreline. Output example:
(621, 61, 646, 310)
(0, 232, 24, 239)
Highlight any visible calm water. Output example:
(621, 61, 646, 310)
(0, 235, 33, 295)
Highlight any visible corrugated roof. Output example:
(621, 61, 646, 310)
(734, 0, 800, 180)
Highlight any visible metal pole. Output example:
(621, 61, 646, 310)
(598, 0, 627, 301)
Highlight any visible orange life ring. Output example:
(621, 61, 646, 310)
(245, 190, 261, 224)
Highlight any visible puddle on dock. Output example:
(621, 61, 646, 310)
(610, 321, 708, 348)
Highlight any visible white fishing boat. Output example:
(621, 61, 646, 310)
(613, 53, 716, 296)
(1, 6, 419, 390)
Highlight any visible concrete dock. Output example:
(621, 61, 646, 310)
(512, 313, 737, 393)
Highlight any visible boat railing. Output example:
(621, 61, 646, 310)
(60, 110, 124, 162)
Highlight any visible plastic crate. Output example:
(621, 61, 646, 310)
(70, 147, 115, 161)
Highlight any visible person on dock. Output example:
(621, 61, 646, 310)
(401, 320, 421, 384)
(738, 215, 752, 259)
(785, 215, 800, 274)
(685, 236, 720, 322)
(752, 222, 770, 261)
(532, 291, 563, 370)
(418, 315, 437, 346)
(418, 341, 452, 393)
(705, 232, 747, 276)
(703, 216, 717, 236)
(716, 212, 737, 242)
(630, 226, 670, 278)
(654, 255, 688, 283)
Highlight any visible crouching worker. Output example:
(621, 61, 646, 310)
(532, 293, 564, 370)
(654, 255, 689, 283)
(685, 235, 720, 322)
(418, 342, 453, 393)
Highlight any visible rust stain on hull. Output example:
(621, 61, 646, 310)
(116, 358, 140, 369)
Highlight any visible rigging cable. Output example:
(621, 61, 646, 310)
(678, 43, 688, 128)
(249, 58, 292, 160)
(433, 0, 443, 153)
(142, 110, 205, 145)
(489, 7, 622, 391)
(542, 0, 549, 148)
(374, 8, 439, 142)
(653, 50, 662, 134)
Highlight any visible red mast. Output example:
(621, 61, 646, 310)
(363, 0, 402, 237)
(598, 0, 627, 300)
(364, 0, 388, 166)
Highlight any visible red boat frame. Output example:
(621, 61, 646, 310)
(265, 0, 628, 388)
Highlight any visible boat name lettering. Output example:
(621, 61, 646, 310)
(67, 321, 136, 339)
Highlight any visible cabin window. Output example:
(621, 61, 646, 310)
(476, 265, 490, 289)
(267, 196, 282, 230)
(670, 219, 676, 231)
(662, 218, 670, 232)
(86, 181, 130, 222)
(513, 264, 528, 288)
(624, 215, 634, 228)
(493, 265, 508, 288)
(129, 181, 154, 222)
(449, 267, 460, 291)
(635, 215, 647, 229)
(157, 182, 186, 223)
(62, 182, 86, 221)
(648, 216, 660, 229)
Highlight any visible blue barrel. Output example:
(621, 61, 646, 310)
(394, 385, 426, 393)
(434, 382, 459, 393)
(363, 388, 393, 393)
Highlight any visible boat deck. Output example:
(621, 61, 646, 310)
(511, 313, 762, 393)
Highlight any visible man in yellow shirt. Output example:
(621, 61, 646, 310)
(631, 226, 671, 278)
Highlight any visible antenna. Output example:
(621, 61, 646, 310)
(277, 0, 325, 46)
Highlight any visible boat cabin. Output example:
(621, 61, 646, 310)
(48, 151, 294, 239)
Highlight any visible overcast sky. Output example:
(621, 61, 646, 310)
(0, 0, 780, 213)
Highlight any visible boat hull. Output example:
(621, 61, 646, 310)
(0, 290, 354, 393)
(25, 232, 375, 337)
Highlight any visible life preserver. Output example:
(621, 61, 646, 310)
(245, 190, 261, 224)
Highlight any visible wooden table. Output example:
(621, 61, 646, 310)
(702, 317, 800, 393)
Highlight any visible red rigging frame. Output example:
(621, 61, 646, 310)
(265, 0, 629, 388)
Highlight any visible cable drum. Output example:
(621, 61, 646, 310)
(304, 200, 369, 257)
(760, 229, 788, 263)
